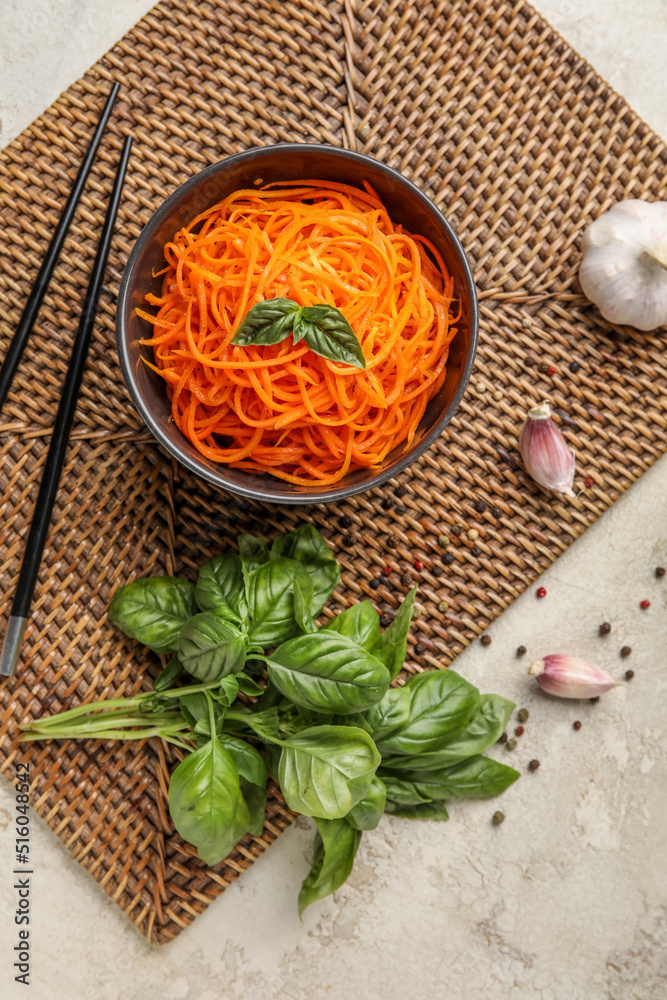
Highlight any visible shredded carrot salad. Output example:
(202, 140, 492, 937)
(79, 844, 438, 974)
(138, 180, 459, 485)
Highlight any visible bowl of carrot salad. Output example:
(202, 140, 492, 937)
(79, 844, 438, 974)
(117, 144, 478, 503)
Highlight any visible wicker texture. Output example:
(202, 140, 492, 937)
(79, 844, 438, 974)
(1, 0, 666, 943)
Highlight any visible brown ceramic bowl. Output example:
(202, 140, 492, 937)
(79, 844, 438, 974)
(116, 144, 478, 504)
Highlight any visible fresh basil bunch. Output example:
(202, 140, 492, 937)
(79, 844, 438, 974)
(22, 524, 519, 916)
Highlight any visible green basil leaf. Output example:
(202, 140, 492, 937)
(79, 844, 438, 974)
(109, 577, 197, 654)
(179, 691, 210, 729)
(375, 669, 479, 756)
(245, 557, 313, 646)
(389, 755, 520, 801)
(238, 534, 270, 572)
(322, 601, 380, 650)
(154, 657, 184, 692)
(293, 304, 366, 370)
(168, 738, 250, 866)
(363, 685, 412, 742)
(178, 613, 247, 682)
(231, 298, 300, 347)
(384, 800, 450, 821)
(216, 675, 241, 707)
(266, 632, 390, 715)
(195, 553, 247, 623)
(347, 776, 386, 831)
(218, 734, 267, 787)
(380, 693, 515, 771)
(278, 725, 380, 819)
(298, 818, 362, 917)
(293, 576, 317, 634)
(376, 586, 417, 679)
(270, 525, 339, 614)
(241, 780, 267, 836)
(235, 673, 265, 697)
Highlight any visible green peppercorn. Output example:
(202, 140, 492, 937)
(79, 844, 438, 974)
(517, 708, 529, 723)
(492, 811, 505, 826)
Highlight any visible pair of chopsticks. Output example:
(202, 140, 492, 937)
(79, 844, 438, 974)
(0, 86, 132, 677)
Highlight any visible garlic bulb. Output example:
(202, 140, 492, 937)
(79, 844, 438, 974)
(519, 402, 575, 497)
(528, 655, 619, 699)
(580, 199, 667, 331)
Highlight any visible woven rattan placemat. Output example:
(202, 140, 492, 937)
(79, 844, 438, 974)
(1, 0, 666, 944)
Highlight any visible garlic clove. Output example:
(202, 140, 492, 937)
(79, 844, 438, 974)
(580, 199, 667, 331)
(519, 402, 575, 497)
(528, 654, 620, 699)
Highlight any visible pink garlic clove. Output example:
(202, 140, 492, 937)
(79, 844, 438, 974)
(528, 654, 620, 699)
(519, 402, 576, 497)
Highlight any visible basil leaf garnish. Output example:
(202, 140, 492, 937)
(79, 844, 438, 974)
(231, 298, 301, 346)
(293, 304, 366, 369)
(230, 298, 366, 368)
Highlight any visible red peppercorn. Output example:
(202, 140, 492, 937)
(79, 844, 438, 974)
(640, 599, 651, 610)
(415, 560, 423, 571)
(547, 365, 556, 376)
(536, 587, 547, 599)
(585, 477, 594, 488)
(381, 566, 392, 577)
(514, 726, 525, 737)
(573, 720, 582, 731)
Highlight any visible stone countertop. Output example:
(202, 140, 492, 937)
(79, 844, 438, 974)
(1, 3, 666, 998)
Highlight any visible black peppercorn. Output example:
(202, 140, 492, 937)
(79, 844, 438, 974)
(369, 578, 381, 590)
(339, 514, 353, 529)
(415, 642, 426, 655)
(573, 720, 582, 731)
(528, 759, 540, 772)
(480, 634, 492, 646)
(341, 533, 354, 547)
(625, 669, 635, 681)
(655, 566, 666, 578)
(400, 573, 412, 586)
(471, 545, 481, 557)
(524, 356, 537, 367)
(498, 732, 508, 744)
(451, 525, 462, 536)
(395, 485, 408, 498)
(474, 499, 487, 513)
(569, 360, 581, 373)
(443, 552, 454, 566)
(516, 645, 527, 658)
(491, 507, 503, 518)
(620, 646, 632, 658)
(386, 535, 398, 549)
(538, 362, 550, 373)
(431, 565, 443, 578)
(380, 613, 394, 628)
(599, 622, 611, 636)
(381, 497, 393, 510)
(394, 504, 407, 515)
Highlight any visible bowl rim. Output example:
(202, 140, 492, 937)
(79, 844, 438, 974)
(116, 142, 479, 504)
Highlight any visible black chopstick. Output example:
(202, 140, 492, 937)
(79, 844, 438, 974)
(0, 134, 133, 678)
(0, 82, 120, 413)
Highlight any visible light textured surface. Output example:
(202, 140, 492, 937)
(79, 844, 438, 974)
(1, 2, 667, 998)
